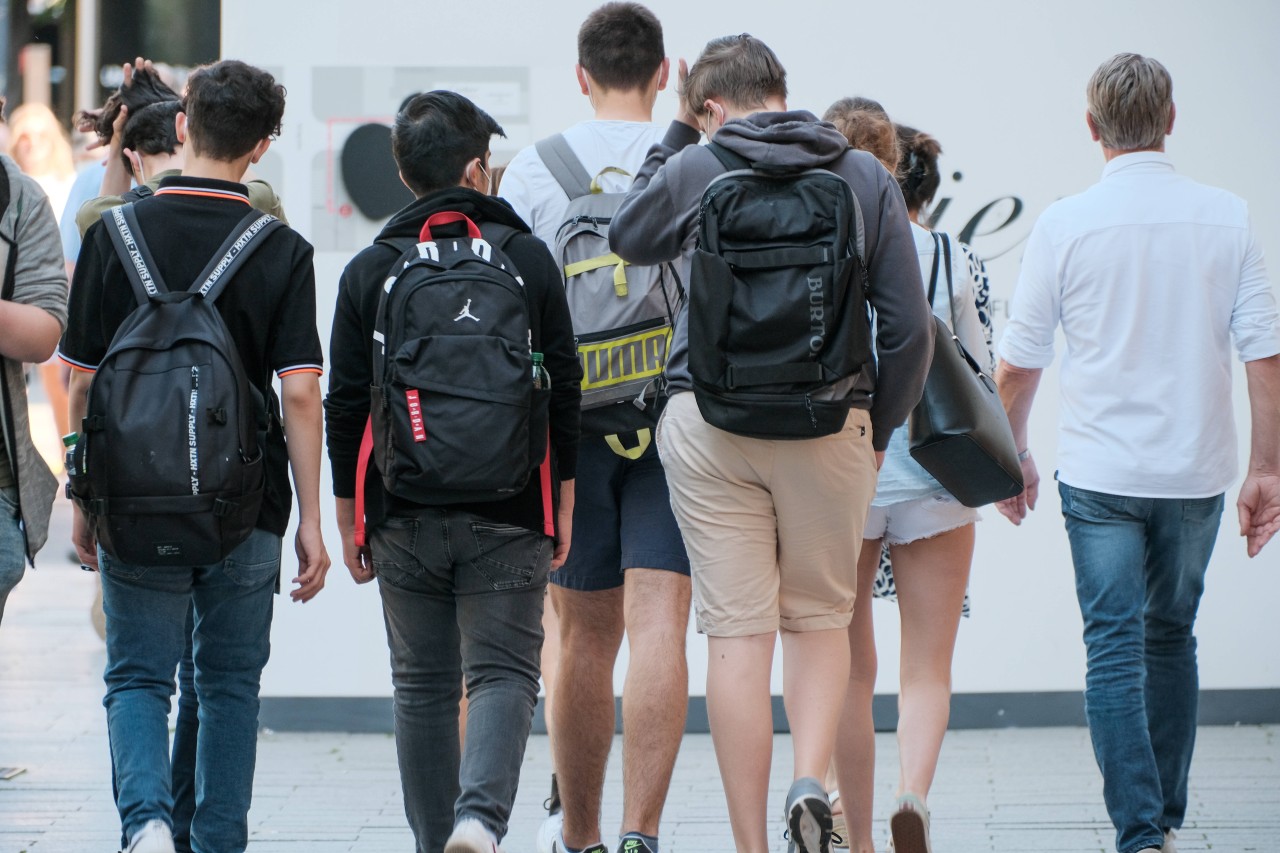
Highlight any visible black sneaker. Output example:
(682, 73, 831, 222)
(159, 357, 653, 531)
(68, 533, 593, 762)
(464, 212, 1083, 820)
(785, 776, 834, 853)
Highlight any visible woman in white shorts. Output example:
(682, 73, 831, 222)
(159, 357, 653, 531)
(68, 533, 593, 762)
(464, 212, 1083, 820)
(824, 100, 994, 853)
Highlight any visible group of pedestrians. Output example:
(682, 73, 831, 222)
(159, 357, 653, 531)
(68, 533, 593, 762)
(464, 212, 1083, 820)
(0, 5, 1274, 853)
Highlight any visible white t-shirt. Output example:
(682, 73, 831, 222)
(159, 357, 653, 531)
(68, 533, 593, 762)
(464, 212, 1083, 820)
(500, 120, 667, 250)
(998, 151, 1280, 498)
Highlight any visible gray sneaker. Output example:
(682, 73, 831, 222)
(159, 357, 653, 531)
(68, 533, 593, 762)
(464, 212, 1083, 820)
(785, 776, 834, 853)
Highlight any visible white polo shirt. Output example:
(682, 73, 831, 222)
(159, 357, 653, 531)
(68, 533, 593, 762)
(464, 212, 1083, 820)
(500, 120, 666, 250)
(999, 151, 1279, 498)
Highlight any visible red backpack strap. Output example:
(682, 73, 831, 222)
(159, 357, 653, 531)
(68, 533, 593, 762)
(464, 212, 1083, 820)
(354, 417, 374, 547)
(421, 211, 482, 241)
(540, 430, 554, 538)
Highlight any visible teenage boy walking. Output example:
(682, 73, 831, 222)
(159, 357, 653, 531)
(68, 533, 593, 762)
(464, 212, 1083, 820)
(611, 35, 933, 853)
(61, 60, 329, 853)
(325, 90, 581, 853)
(501, 5, 690, 853)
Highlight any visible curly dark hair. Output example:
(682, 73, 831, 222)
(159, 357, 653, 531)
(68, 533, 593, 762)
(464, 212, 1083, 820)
(182, 60, 286, 161)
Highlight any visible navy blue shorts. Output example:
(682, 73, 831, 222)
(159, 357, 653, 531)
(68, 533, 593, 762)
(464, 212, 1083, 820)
(552, 431, 690, 592)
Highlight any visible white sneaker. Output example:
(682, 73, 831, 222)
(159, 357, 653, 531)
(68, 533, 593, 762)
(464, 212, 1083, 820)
(1163, 829, 1178, 853)
(126, 819, 175, 853)
(445, 817, 501, 853)
(536, 810, 564, 853)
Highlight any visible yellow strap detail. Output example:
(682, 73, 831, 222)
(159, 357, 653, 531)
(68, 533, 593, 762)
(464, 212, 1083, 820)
(564, 252, 627, 279)
(604, 429, 651, 460)
(590, 166, 633, 194)
(613, 261, 628, 297)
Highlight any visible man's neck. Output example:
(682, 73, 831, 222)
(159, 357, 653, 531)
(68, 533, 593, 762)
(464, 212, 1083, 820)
(1101, 143, 1164, 162)
(138, 153, 184, 183)
(180, 152, 254, 184)
(592, 88, 656, 123)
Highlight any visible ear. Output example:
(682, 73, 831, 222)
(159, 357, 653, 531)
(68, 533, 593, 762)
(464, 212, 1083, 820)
(249, 136, 271, 165)
(175, 111, 189, 145)
(1166, 102, 1176, 136)
(1085, 111, 1101, 142)
(655, 57, 670, 92)
(576, 64, 590, 97)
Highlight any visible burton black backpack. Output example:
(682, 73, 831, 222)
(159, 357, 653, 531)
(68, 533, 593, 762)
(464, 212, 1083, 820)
(688, 143, 871, 439)
(70, 204, 282, 566)
(536, 135, 683, 447)
(355, 211, 552, 543)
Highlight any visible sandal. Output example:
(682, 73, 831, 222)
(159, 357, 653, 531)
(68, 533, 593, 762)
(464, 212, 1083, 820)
(888, 792, 931, 853)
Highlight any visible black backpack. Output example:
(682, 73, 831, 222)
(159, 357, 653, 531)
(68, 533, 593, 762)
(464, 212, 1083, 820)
(69, 203, 283, 566)
(688, 143, 871, 439)
(355, 211, 551, 541)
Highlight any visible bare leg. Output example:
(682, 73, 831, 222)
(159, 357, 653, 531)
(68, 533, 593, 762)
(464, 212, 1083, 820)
(890, 524, 974, 800)
(706, 632, 775, 853)
(542, 587, 561, 766)
(834, 540, 884, 853)
(781, 627, 852, 782)
(619, 569, 691, 836)
(551, 585, 625, 849)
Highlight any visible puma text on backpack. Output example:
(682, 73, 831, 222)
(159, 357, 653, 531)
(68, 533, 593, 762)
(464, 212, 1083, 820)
(536, 135, 682, 443)
(688, 143, 871, 439)
(70, 203, 282, 566)
(355, 211, 552, 544)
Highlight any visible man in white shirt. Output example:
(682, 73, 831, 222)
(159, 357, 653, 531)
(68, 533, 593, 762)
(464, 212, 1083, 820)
(996, 53, 1280, 853)
(500, 6, 689, 853)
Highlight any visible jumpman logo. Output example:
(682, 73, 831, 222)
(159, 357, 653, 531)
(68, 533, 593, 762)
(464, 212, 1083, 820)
(453, 298, 480, 323)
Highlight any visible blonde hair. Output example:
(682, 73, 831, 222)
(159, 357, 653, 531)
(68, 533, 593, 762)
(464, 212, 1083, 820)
(7, 103, 74, 180)
(1086, 53, 1173, 151)
(682, 33, 786, 118)
(823, 96, 898, 173)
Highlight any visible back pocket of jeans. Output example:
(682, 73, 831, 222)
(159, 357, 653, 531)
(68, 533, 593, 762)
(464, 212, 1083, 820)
(469, 523, 544, 591)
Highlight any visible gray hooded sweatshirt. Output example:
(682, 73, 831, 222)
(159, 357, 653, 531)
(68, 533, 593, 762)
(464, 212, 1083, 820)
(611, 112, 933, 451)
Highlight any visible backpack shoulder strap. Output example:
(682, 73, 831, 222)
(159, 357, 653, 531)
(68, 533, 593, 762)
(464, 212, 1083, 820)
(535, 134, 593, 200)
(101, 202, 169, 307)
(121, 183, 154, 203)
(927, 231, 942, 307)
(194, 210, 285, 303)
(706, 141, 751, 172)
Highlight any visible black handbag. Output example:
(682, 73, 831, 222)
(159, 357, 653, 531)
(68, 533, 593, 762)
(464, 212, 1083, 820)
(908, 233, 1024, 507)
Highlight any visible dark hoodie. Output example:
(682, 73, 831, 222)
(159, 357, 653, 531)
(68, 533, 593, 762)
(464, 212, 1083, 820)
(325, 188, 581, 535)
(611, 113, 933, 451)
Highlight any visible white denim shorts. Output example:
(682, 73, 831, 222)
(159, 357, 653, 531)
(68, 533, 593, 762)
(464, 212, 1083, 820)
(864, 491, 980, 546)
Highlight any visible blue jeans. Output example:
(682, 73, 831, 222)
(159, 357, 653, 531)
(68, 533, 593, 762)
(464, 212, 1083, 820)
(1059, 482, 1223, 853)
(0, 485, 26, 626)
(371, 509, 550, 853)
(100, 528, 280, 853)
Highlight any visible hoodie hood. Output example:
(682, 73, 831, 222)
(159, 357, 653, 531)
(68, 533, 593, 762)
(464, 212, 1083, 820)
(376, 187, 531, 242)
(712, 110, 850, 170)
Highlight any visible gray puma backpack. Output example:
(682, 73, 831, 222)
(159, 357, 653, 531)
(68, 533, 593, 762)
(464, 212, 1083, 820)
(536, 135, 683, 447)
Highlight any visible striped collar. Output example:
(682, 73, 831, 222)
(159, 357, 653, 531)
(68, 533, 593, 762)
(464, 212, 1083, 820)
(154, 175, 251, 205)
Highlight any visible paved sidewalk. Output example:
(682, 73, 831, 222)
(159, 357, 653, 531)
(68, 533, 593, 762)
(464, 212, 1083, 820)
(2, 480, 1278, 851)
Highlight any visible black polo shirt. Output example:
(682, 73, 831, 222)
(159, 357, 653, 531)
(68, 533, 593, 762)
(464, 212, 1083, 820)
(60, 176, 323, 536)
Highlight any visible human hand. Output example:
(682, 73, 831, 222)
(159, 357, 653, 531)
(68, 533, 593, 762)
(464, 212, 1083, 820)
(290, 519, 331, 602)
(673, 58, 699, 131)
(1238, 471, 1280, 558)
(874, 450, 885, 471)
(551, 480, 575, 569)
(72, 505, 99, 570)
(996, 451, 1040, 525)
(341, 526, 375, 584)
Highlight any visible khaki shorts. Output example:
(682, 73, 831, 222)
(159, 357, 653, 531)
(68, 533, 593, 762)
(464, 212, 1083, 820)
(656, 392, 878, 637)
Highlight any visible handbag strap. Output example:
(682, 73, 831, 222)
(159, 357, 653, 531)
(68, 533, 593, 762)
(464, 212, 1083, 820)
(927, 231, 942, 306)
(939, 231, 957, 331)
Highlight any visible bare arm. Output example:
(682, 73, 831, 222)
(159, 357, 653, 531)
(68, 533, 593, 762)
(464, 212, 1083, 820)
(0, 300, 62, 362)
(995, 359, 1043, 525)
(1239, 354, 1280, 557)
(334, 496, 373, 585)
(68, 369, 97, 568)
(280, 372, 331, 601)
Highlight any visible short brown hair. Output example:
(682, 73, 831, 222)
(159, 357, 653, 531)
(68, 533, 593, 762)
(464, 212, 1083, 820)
(823, 96, 898, 173)
(682, 34, 786, 118)
(1086, 53, 1172, 151)
(896, 124, 943, 213)
(578, 2, 664, 92)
